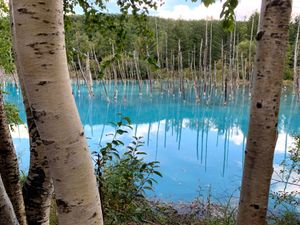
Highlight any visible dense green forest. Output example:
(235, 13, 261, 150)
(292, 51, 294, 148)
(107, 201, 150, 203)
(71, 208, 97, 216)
(66, 13, 260, 68)
(1, 13, 300, 81)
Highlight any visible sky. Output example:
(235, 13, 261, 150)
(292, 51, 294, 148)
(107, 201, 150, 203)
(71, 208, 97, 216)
(153, 0, 300, 21)
(2, 0, 300, 20)
(104, 0, 300, 21)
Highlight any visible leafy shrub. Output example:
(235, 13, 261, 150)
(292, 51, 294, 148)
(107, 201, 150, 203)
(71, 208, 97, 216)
(4, 102, 23, 129)
(269, 210, 300, 225)
(269, 136, 300, 225)
(93, 116, 162, 224)
(271, 136, 300, 209)
(283, 66, 293, 81)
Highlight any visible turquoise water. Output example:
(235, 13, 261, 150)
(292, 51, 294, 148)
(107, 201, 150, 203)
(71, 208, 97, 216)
(4, 81, 300, 203)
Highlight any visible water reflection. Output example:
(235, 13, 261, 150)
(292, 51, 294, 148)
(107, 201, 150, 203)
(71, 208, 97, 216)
(3, 81, 300, 202)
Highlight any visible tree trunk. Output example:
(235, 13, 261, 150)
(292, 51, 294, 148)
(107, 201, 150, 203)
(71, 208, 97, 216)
(198, 39, 203, 98)
(0, 174, 20, 225)
(236, 1, 292, 225)
(165, 33, 169, 73)
(22, 86, 54, 225)
(11, 1, 104, 225)
(85, 52, 94, 96)
(209, 22, 212, 88)
(221, 39, 224, 92)
(155, 18, 160, 67)
(0, 92, 27, 225)
(77, 54, 93, 97)
(92, 51, 109, 102)
(133, 51, 142, 96)
(293, 20, 300, 93)
(248, 16, 255, 81)
(9, 1, 54, 222)
(203, 20, 208, 95)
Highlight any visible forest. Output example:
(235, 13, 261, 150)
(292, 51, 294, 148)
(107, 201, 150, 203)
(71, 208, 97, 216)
(2, 11, 300, 81)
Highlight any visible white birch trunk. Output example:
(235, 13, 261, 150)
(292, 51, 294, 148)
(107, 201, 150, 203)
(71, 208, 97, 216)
(0, 174, 20, 225)
(0, 92, 27, 225)
(236, 1, 292, 224)
(11, 1, 104, 225)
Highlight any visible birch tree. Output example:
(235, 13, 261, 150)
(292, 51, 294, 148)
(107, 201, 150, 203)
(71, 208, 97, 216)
(22, 88, 53, 225)
(0, 91, 27, 225)
(0, 174, 19, 225)
(10, 1, 104, 225)
(236, 1, 292, 224)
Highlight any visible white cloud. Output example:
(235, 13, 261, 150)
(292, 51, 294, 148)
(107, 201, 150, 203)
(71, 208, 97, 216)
(134, 123, 154, 137)
(224, 127, 294, 154)
(275, 133, 294, 154)
(135, 120, 166, 137)
(229, 127, 244, 145)
(10, 124, 29, 139)
(235, 0, 260, 20)
(156, 2, 224, 21)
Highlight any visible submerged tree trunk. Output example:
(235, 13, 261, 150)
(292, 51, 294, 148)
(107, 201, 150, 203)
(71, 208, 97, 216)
(77, 54, 93, 97)
(133, 51, 142, 96)
(0, 92, 27, 225)
(11, 1, 103, 225)
(198, 39, 203, 98)
(236, 1, 292, 225)
(293, 20, 300, 93)
(221, 40, 224, 92)
(248, 16, 255, 82)
(177, 40, 185, 99)
(0, 174, 20, 225)
(155, 18, 160, 68)
(203, 20, 208, 95)
(85, 52, 94, 96)
(92, 51, 109, 102)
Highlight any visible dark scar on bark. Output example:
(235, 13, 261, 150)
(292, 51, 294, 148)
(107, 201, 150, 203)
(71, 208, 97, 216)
(255, 31, 265, 41)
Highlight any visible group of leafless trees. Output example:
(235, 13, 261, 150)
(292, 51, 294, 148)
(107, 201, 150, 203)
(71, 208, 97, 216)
(72, 18, 257, 104)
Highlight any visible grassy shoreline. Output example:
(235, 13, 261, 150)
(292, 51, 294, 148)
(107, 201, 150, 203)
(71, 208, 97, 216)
(49, 196, 299, 225)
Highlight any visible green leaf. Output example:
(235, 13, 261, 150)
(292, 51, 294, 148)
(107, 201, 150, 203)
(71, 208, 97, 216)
(144, 186, 153, 191)
(146, 179, 153, 186)
(136, 152, 147, 155)
(219, 0, 238, 32)
(116, 129, 128, 135)
(153, 171, 162, 177)
(140, 164, 147, 171)
(4, 102, 23, 129)
(123, 116, 132, 124)
(112, 152, 120, 159)
(202, 0, 216, 7)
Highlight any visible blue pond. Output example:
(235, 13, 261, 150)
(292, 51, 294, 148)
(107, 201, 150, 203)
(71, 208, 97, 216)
(4, 81, 300, 203)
